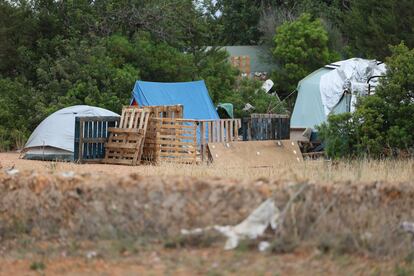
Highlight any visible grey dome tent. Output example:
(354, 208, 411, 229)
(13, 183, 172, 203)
(23, 105, 119, 161)
(291, 58, 386, 130)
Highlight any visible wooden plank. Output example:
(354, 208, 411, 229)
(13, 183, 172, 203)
(158, 134, 196, 140)
(158, 146, 196, 152)
(200, 121, 206, 161)
(107, 128, 144, 134)
(208, 140, 303, 167)
(79, 120, 84, 160)
(159, 151, 196, 157)
(105, 142, 141, 149)
(156, 140, 195, 146)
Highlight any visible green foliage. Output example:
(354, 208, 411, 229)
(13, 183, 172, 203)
(0, 78, 42, 151)
(217, 0, 263, 45)
(196, 48, 238, 103)
(318, 113, 358, 159)
(272, 13, 339, 97)
(1, 0, 413, 153)
(222, 78, 287, 118)
(318, 43, 414, 158)
(30, 261, 45, 271)
(343, 0, 414, 59)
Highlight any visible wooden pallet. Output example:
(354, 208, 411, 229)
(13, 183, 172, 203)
(152, 118, 198, 164)
(141, 105, 184, 162)
(104, 107, 150, 165)
(74, 116, 120, 163)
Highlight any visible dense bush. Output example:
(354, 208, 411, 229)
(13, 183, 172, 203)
(318, 43, 414, 158)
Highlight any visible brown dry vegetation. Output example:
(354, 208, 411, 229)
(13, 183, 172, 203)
(1, 152, 413, 182)
(0, 152, 414, 275)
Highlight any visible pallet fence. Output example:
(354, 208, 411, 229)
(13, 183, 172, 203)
(198, 119, 241, 161)
(74, 106, 240, 165)
(74, 116, 120, 163)
(145, 117, 241, 164)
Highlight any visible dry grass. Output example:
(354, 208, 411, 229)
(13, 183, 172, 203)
(1, 153, 413, 183)
(139, 159, 414, 183)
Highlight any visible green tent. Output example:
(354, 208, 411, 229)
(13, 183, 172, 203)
(290, 68, 352, 129)
(291, 58, 386, 130)
(217, 103, 234, 118)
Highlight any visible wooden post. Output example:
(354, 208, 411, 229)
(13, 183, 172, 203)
(79, 119, 84, 160)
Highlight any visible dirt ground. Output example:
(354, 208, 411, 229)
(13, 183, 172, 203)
(0, 152, 146, 176)
(0, 152, 413, 275)
(0, 244, 402, 276)
(1, 152, 413, 182)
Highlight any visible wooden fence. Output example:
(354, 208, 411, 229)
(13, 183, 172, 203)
(198, 119, 241, 161)
(144, 117, 241, 164)
(74, 108, 240, 165)
(74, 116, 120, 163)
(242, 114, 290, 141)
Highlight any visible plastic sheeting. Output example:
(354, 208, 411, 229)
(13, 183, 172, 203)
(291, 58, 386, 130)
(24, 105, 119, 154)
(131, 80, 219, 120)
(320, 58, 386, 115)
(182, 199, 280, 250)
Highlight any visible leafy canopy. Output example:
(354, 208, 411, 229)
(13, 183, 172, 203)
(272, 13, 338, 97)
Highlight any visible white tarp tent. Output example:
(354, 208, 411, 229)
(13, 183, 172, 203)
(320, 58, 387, 115)
(291, 58, 387, 130)
(23, 105, 119, 160)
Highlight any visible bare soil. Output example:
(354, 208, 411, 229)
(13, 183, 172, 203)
(0, 244, 401, 276)
(0, 152, 413, 275)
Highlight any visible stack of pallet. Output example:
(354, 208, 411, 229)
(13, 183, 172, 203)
(152, 118, 198, 164)
(104, 107, 150, 165)
(141, 105, 184, 162)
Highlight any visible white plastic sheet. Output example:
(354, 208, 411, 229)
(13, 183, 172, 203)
(182, 199, 280, 250)
(320, 58, 387, 115)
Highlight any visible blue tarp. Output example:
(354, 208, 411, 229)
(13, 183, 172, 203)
(130, 80, 219, 120)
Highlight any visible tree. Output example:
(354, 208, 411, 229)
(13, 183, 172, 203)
(272, 13, 338, 99)
(318, 43, 414, 158)
(216, 0, 263, 45)
(0, 78, 44, 150)
(343, 0, 414, 59)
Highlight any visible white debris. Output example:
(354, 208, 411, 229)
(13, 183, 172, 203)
(181, 227, 210, 235)
(402, 221, 414, 234)
(6, 168, 19, 176)
(258, 241, 271, 252)
(216, 199, 279, 250)
(61, 171, 75, 178)
(243, 103, 255, 112)
(182, 199, 280, 250)
(86, 251, 97, 259)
